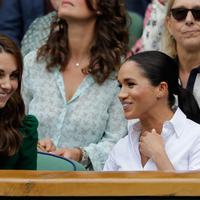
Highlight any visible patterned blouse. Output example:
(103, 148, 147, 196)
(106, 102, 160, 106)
(22, 51, 128, 171)
(21, 11, 56, 57)
(132, 0, 167, 53)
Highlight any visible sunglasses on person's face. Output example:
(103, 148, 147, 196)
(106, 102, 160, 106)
(171, 8, 200, 21)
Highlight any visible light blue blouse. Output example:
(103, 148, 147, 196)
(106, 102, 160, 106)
(21, 11, 56, 57)
(22, 51, 128, 170)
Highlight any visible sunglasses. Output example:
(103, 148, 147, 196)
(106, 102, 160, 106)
(171, 8, 200, 21)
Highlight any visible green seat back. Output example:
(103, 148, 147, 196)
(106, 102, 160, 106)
(37, 151, 86, 171)
(128, 11, 143, 48)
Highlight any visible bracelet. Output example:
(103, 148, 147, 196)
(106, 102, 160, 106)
(77, 147, 90, 167)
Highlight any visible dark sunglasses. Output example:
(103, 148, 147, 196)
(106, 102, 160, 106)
(171, 8, 200, 21)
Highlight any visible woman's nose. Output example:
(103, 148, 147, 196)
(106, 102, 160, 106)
(185, 11, 195, 25)
(118, 87, 128, 100)
(0, 77, 12, 90)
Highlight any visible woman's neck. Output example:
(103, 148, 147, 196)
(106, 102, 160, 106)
(67, 20, 96, 60)
(177, 47, 200, 87)
(177, 47, 200, 73)
(140, 106, 174, 135)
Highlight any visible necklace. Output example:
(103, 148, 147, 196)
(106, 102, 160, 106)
(75, 62, 80, 67)
(74, 56, 89, 68)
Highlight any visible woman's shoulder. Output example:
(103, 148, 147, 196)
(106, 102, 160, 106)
(23, 50, 47, 74)
(23, 50, 38, 67)
(23, 115, 38, 127)
(187, 119, 200, 134)
(20, 115, 38, 139)
(101, 72, 118, 86)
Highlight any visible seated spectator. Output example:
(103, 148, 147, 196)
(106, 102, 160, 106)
(163, 0, 200, 107)
(125, 0, 151, 18)
(0, 34, 38, 169)
(22, 0, 128, 171)
(21, 0, 139, 57)
(104, 51, 200, 171)
(0, 0, 47, 46)
(132, 0, 167, 53)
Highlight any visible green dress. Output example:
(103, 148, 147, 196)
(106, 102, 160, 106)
(0, 115, 38, 169)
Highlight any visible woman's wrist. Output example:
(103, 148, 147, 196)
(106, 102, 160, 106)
(153, 150, 174, 171)
(76, 147, 90, 167)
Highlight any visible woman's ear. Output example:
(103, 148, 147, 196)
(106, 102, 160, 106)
(166, 16, 173, 36)
(156, 81, 168, 99)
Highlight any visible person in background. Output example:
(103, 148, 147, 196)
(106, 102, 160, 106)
(0, 0, 53, 46)
(163, 0, 200, 107)
(22, 0, 129, 171)
(132, 0, 167, 54)
(125, 0, 151, 18)
(104, 51, 200, 171)
(21, 0, 141, 57)
(0, 34, 38, 169)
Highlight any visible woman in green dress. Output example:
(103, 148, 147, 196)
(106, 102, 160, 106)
(0, 34, 38, 169)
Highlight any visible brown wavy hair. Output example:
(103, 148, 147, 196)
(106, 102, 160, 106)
(37, 0, 129, 84)
(0, 34, 25, 157)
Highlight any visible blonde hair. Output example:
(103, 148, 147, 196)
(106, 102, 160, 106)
(162, 0, 177, 58)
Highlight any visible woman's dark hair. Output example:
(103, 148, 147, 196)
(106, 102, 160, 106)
(37, 0, 129, 84)
(127, 50, 200, 124)
(0, 34, 25, 157)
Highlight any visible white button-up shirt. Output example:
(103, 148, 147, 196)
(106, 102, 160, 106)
(104, 108, 200, 171)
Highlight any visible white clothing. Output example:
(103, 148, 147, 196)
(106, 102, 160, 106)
(104, 108, 200, 171)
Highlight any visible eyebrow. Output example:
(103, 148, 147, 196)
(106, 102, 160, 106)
(0, 69, 19, 73)
(123, 78, 136, 82)
(117, 78, 136, 84)
(11, 70, 19, 73)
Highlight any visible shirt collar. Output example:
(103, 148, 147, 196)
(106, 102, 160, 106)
(128, 108, 187, 138)
(164, 108, 187, 137)
(194, 65, 200, 72)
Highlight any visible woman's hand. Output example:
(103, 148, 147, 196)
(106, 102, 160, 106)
(139, 129, 174, 171)
(52, 148, 82, 161)
(38, 138, 56, 152)
(139, 129, 165, 159)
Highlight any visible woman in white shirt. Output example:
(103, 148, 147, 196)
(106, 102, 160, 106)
(104, 51, 200, 171)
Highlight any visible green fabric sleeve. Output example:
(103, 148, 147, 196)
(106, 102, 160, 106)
(17, 115, 38, 170)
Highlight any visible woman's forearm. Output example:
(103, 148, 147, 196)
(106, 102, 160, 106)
(152, 150, 175, 171)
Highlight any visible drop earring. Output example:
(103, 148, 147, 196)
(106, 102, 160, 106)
(96, 10, 102, 15)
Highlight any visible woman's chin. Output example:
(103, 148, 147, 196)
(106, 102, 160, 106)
(124, 112, 137, 120)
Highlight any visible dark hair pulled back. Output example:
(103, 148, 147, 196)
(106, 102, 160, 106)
(127, 51, 200, 124)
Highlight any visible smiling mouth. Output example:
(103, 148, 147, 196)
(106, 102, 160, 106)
(182, 30, 199, 34)
(0, 93, 7, 97)
(0, 93, 11, 99)
(0, 94, 10, 104)
(122, 102, 133, 111)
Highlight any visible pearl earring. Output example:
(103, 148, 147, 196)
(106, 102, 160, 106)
(96, 10, 102, 15)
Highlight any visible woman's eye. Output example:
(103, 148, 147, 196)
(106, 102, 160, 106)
(0, 71, 4, 78)
(10, 72, 19, 80)
(127, 82, 135, 88)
